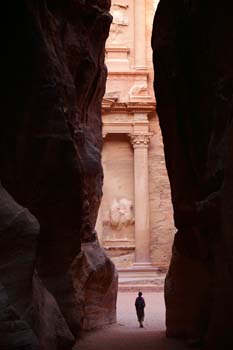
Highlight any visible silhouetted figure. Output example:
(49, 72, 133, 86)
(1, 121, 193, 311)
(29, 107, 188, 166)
(135, 291, 145, 328)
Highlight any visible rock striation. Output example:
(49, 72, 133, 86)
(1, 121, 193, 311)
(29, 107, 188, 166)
(152, 1, 233, 348)
(0, 1, 117, 349)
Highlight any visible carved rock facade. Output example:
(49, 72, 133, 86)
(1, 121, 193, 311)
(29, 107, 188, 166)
(0, 1, 117, 349)
(152, 1, 233, 348)
(98, 0, 174, 273)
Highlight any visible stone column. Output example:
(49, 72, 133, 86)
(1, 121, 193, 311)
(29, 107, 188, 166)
(134, 0, 147, 70)
(130, 133, 152, 266)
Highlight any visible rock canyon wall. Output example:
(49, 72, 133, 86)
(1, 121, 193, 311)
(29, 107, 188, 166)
(152, 1, 233, 348)
(0, 1, 117, 349)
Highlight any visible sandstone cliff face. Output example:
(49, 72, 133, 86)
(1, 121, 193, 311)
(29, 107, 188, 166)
(0, 1, 117, 349)
(152, 1, 233, 348)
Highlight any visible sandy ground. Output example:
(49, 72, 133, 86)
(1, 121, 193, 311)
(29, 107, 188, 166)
(75, 292, 189, 350)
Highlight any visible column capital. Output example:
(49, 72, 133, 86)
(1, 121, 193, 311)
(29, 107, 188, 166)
(128, 132, 153, 148)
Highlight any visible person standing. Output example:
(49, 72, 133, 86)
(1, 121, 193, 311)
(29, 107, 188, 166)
(135, 291, 146, 328)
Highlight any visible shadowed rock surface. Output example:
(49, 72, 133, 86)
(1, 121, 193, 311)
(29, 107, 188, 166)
(0, 1, 117, 349)
(152, 1, 233, 348)
(71, 241, 118, 330)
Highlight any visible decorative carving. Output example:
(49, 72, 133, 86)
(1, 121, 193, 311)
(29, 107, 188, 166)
(104, 91, 120, 100)
(109, 198, 134, 230)
(108, 1, 129, 44)
(113, 2, 129, 9)
(112, 10, 129, 26)
(129, 133, 153, 147)
(128, 84, 148, 97)
(133, 113, 148, 122)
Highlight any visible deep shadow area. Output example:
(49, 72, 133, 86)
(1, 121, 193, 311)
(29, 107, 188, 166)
(152, 1, 233, 348)
(0, 1, 117, 349)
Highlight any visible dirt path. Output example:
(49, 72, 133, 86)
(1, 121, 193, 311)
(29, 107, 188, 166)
(75, 292, 189, 350)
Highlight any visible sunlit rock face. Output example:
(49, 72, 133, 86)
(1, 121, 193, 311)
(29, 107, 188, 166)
(152, 1, 233, 348)
(0, 1, 117, 349)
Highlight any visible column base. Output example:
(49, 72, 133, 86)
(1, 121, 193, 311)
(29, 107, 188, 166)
(118, 263, 165, 281)
(135, 65, 147, 71)
(133, 262, 154, 270)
